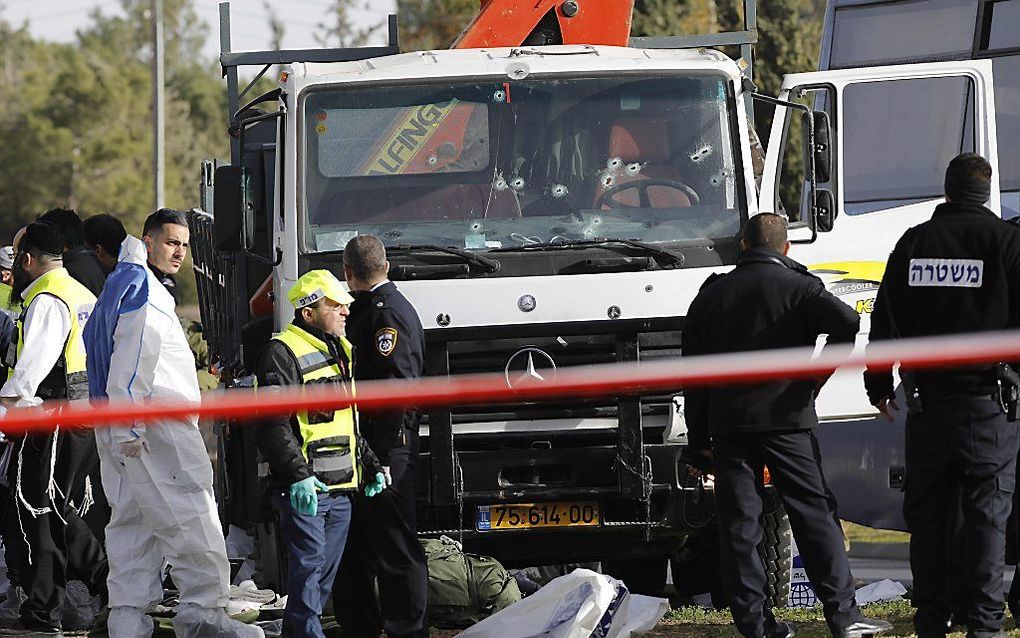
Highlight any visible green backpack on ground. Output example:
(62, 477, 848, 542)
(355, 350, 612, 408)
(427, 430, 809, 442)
(422, 536, 522, 628)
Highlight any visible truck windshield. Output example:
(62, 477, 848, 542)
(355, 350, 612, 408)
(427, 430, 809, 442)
(301, 74, 744, 253)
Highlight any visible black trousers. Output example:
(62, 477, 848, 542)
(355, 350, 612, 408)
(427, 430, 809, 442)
(714, 430, 861, 638)
(333, 428, 428, 638)
(4, 431, 109, 629)
(904, 397, 1017, 637)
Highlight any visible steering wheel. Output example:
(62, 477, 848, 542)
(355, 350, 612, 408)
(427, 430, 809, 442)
(594, 178, 701, 209)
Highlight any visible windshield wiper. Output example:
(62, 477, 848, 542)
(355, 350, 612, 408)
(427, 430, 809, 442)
(491, 238, 685, 269)
(391, 244, 500, 273)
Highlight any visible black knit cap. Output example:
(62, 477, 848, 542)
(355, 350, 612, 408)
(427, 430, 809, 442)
(945, 152, 992, 204)
(21, 221, 65, 257)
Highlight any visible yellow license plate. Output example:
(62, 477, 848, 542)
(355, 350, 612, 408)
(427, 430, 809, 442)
(477, 502, 600, 531)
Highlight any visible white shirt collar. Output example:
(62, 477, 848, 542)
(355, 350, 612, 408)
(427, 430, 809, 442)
(369, 279, 390, 292)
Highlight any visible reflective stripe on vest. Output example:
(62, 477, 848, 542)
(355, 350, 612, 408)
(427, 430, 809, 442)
(13, 269, 95, 401)
(270, 323, 359, 491)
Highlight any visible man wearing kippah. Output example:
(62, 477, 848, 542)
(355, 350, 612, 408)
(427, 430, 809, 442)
(254, 270, 384, 638)
(865, 153, 1020, 638)
(0, 221, 108, 636)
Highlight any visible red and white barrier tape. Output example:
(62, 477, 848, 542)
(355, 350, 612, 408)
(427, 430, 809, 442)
(0, 330, 1018, 435)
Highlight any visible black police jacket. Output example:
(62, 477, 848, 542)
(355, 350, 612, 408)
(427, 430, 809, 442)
(864, 201, 1020, 403)
(684, 248, 860, 448)
(347, 281, 425, 465)
(254, 319, 353, 488)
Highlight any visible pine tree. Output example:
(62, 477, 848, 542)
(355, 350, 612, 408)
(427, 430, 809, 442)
(396, 0, 477, 51)
(633, 0, 716, 38)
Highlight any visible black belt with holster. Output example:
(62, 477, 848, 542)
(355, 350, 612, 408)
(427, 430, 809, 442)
(904, 365, 1019, 422)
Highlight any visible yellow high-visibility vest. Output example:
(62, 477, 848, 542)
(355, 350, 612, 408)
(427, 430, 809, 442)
(10, 269, 94, 401)
(270, 323, 360, 491)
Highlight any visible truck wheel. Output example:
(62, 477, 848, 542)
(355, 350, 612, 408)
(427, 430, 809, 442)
(675, 490, 792, 609)
(602, 557, 667, 596)
(759, 489, 792, 608)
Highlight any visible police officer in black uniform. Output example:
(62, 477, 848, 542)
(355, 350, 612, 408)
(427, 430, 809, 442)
(864, 153, 1020, 638)
(333, 235, 429, 638)
(685, 213, 890, 638)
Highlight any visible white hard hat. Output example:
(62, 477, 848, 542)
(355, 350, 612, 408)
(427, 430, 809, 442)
(0, 246, 13, 270)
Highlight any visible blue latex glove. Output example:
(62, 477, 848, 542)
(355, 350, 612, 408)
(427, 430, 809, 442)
(365, 472, 388, 497)
(289, 476, 329, 516)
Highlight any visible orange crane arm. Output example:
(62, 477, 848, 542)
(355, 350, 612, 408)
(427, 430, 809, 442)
(452, 0, 635, 48)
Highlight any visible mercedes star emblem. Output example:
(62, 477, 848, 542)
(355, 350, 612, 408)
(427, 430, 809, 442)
(504, 347, 557, 388)
(518, 294, 537, 312)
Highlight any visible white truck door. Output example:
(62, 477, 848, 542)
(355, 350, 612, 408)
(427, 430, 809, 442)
(757, 61, 999, 530)
(760, 59, 1000, 422)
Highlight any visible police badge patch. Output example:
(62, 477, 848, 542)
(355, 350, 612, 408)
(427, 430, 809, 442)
(375, 328, 398, 357)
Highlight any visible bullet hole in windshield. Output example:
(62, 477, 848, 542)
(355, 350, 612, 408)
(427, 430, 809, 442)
(511, 177, 526, 191)
(550, 184, 569, 198)
(690, 144, 713, 164)
(709, 169, 732, 188)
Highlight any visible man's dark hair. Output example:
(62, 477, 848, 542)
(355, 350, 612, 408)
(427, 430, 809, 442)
(945, 153, 993, 203)
(143, 208, 189, 237)
(37, 208, 83, 249)
(742, 213, 788, 252)
(84, 214, 127, 257)
(343, 235, 388, 281)
(20, 221, 65, 260)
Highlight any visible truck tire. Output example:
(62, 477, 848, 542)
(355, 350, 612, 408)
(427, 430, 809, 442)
(672, 489, 792, 609)
(759, 489, 792, 608)
(602, 557, 667, 597)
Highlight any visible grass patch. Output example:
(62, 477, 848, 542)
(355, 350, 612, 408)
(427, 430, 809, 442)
(843, 521, 910, 545)
(659, 600, 1020, 637)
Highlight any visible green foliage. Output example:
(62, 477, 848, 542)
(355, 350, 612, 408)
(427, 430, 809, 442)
(396, 0, 479, 51)
(633, 0, 718, 37)
(0, 1, 229, 304)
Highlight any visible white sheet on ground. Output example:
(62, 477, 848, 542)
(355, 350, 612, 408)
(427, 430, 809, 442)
(456, 568, 667, 638)
(854, 579, 907, 605)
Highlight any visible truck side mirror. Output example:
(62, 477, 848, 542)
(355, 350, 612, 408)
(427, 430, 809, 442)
(800, 111, 833, 185)
(811, 111, 832, 183)
(815, 190, 836, 232)
(213, 165, 243, 250)
(234, 109, 283, 266)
